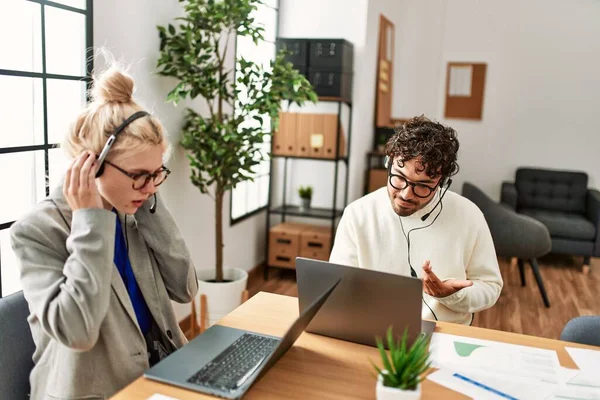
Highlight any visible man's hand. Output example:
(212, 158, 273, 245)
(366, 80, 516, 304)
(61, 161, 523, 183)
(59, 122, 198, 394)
(422, 260, 473, 298)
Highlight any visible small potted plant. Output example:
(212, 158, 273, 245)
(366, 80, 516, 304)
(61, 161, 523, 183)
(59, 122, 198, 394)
(371, 327, 432, 400)
(298, 185, 313, 211)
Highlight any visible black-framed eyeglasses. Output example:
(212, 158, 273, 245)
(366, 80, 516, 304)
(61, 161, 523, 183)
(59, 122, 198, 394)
(105, 160, 171, 190)
(388, 166, 440, 198)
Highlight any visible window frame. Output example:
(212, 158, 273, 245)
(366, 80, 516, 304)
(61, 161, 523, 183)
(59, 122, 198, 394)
(229, 0, 279, 226)
(0, 0, 94, 298)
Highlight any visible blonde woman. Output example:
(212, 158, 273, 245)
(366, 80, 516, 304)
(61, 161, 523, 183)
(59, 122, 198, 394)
(10, 63, 198, 399)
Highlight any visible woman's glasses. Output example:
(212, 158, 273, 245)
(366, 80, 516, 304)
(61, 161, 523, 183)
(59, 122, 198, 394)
(105, 161, 171, 190)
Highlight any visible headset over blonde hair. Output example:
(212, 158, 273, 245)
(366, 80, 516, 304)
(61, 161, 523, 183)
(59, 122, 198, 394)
(62, 62, 166, 162)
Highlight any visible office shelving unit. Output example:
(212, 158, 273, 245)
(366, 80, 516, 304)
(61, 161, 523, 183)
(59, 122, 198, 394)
(264, 97, 353, 279)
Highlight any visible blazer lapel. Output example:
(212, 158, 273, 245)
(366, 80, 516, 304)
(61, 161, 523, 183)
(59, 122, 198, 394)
(110, 266, 141, 333)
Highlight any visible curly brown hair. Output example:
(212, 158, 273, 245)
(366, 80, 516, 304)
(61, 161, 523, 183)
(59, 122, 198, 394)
(384, 115, 459, 180)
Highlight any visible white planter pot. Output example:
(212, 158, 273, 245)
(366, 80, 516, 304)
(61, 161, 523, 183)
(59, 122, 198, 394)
(376, 373, 421, 400)
(196, 267, 248, 326)
(300, 198, 311, 211)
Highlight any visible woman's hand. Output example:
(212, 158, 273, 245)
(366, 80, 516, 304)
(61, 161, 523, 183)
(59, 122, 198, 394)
(64, 151, 104, 211)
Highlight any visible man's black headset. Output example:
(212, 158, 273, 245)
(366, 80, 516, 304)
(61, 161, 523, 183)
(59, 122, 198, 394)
(95, 110, 158, 214)
(384, 154, 454, 321)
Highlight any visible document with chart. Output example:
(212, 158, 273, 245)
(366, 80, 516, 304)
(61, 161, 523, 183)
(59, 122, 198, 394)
(429, 333, 561, 384)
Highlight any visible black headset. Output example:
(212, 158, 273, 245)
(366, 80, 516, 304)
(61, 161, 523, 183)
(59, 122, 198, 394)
(95, 111, 149, 177)
(95, 110, 158, 214)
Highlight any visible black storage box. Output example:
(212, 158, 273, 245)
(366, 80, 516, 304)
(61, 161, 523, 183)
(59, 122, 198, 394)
(276, 38, 309, 69)
(308, 39, 353, 73)
(308, 68, 352, 101)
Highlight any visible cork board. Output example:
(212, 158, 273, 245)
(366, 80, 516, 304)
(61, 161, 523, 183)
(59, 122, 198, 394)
(444, 62, 487, 120)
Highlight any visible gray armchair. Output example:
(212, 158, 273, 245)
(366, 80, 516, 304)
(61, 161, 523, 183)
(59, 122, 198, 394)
(463, 182, 552, 307)
(502, 168, 600, 274)
(0, 291, 35, 398)
(560, 316, 600, 346)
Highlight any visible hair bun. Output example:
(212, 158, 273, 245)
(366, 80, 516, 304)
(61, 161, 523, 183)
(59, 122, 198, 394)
(91, 66, 134, 103)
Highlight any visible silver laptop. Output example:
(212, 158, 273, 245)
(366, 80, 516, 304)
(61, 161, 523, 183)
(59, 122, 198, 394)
(296, 258, 436, 347)
(144, 279, 340, 399)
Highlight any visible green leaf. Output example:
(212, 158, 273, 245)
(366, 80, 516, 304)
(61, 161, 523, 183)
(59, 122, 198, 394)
(376, 337, 394, 377)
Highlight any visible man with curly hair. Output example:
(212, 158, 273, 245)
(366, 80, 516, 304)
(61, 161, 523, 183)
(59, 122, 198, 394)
(330, 116, 503, 325)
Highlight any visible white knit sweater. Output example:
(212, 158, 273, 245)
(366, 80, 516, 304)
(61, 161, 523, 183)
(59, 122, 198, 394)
(329, 187, 503, 325)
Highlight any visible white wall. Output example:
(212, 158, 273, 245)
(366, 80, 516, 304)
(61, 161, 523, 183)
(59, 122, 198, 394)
(94, 0, 267, 320)
(390, 0, 600, 199)
(277, 0, 370, 209)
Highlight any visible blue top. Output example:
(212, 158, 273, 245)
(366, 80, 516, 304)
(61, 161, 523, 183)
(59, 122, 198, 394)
(113, 213, 153, 335)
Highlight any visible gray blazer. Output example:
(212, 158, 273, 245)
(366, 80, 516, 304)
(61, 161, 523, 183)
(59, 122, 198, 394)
(10, 186, 199, 399)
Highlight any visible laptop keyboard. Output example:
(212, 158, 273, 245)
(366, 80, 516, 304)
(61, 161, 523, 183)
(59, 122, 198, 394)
(187, 333, 280, 393)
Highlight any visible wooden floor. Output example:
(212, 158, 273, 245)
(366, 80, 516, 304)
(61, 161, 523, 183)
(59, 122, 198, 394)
(248, 255, 600, 340)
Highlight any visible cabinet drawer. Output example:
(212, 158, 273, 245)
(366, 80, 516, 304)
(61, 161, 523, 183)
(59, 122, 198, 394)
(300, 226, 332, 252)
(268, 247, 297, 269)
(300, 248, 330, 262)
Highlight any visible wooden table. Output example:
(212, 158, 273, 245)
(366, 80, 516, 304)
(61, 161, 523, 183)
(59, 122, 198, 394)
(112, 292, 597, 399)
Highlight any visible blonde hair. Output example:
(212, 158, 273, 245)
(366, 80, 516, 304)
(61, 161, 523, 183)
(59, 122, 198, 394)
(62, 62, 167, 161)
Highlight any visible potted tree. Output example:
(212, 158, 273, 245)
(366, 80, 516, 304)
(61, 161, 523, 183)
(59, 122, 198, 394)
(298, 185, 313, 211)
(157, 0, 317, 325)
(372, 327, 432, 400)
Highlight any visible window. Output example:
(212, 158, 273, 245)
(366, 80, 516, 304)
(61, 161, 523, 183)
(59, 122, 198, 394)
(0, 0, 93, 298)
(230, 0, 279, 224)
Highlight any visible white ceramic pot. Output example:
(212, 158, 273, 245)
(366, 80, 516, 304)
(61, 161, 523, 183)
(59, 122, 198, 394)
(376, 373, 421, 400)
(196, 267, 248, 326)
(300, 198, 311, 211)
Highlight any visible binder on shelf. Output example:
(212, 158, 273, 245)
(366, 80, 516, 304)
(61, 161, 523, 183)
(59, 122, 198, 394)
(321, 113, 346, 159)
(295, 112, 312, 158)
(272, 112, 297, 156)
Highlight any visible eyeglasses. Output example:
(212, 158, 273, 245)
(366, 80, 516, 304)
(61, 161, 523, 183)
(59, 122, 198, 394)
(105, 160, 171, 190)
(388, 167, 439, 198)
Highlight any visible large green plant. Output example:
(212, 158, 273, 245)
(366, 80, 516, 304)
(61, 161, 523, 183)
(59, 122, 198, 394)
(157, 0, 317, 282)
(371, 327, 432, 391)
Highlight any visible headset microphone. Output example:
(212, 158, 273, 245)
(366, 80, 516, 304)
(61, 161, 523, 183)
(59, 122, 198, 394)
(150, 193, 158, 214)
(421, 178, 452, 221)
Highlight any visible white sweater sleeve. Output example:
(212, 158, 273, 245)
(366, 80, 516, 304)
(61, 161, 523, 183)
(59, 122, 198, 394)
(436, 212, 503, 313)
(329, 208, 359, 267)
